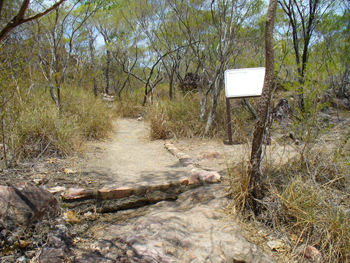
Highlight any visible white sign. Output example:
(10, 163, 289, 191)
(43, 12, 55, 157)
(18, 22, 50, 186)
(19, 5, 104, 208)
(225, 67, 265, 98)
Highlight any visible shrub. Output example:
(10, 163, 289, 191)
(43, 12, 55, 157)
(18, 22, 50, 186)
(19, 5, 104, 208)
(147, 93, 231, 140)
(1, 88, 113, 164)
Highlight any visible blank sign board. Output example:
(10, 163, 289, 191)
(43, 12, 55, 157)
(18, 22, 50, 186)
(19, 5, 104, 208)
(225, 67, 265, 98)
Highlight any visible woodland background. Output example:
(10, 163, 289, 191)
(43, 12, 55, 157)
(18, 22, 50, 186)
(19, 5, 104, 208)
(0, 0, 350, 261)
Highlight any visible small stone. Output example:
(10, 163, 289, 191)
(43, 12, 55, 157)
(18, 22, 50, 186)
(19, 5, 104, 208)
(179, 177, 189, 185)
(48, 186, 66, 194)
(61, 188, 93, 201)
(198, 171, 221, 183)
(126, 250, 134, 257)
(98, 186, 134, 200)
(198, 151, 222, 161)
(298, 245, 323, 263)
(39, 247, 66, 263)
(187, 174, 200, 185)
(63, 168, 76, 174)
(180, 157, 194, 166)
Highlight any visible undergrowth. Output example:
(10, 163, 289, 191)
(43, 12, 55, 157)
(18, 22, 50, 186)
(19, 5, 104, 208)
(147, 93, 236, 140)
(1, 88, 113, 165)
(227, 100, 350, 262)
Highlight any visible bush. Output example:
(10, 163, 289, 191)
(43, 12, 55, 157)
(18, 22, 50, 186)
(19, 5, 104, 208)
(1, 88, 113, 163)
(114, 89, 147, 118)
(147, 93, 230, 140)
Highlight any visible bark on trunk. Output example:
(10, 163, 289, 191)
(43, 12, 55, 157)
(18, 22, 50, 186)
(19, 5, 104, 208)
(89, 35, 98, 97)
(249, 0, 278, 215)
(105, 49, 111, 95)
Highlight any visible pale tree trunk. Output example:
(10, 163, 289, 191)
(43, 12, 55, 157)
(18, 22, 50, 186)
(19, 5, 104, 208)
(205, 75, 224, 135)
(249, 0, 278, 215)
(89, 33, 98, 97)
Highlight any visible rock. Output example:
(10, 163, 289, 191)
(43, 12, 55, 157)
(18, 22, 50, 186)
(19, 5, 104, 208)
(297, 245, 323, 263)
(271, 98, 291, 124)
(187, 174, 200, 185)
(48, 186, 66, 194)
(231, 237, 276, 263)
(179, 176, 189, 185)
(39, 224, 72, 263)
(61, 188, 94, 201)
(180, 157, 195, 166)
(39, 247, 67, 263)
(147, 181, 171, 192)
(0, 182, 58, 231)
(198, 151, 222, 160)
(63, 168, 76, 174)
(75, 239, 145, 263)
(98, 186, 134, 200)
(197, 170, 221, 183)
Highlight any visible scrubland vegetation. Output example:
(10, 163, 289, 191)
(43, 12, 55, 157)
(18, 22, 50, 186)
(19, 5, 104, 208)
(1, 0, 350, 261)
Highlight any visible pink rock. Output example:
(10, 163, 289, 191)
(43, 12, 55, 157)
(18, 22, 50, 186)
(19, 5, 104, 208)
(0, 182, 58, 230)
(187, 174, 200, 185)
(199, 171, 221, 183)
(304, 246, 322, 263)
(61, 188, 94, 200)
(99, 186, 134, 200)
(180, 157, 194, 166)
(48, 186, 66, 194)
(198, 151, 222, 161)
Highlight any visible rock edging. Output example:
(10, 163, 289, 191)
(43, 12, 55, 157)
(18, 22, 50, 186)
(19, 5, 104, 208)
(58, 142, 221, 212)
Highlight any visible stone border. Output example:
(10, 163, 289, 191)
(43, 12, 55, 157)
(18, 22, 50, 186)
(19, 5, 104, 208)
(56, 142, 221, 204)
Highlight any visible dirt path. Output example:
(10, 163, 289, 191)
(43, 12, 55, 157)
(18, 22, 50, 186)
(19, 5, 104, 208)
(77, 118, 189, 187)
(65, 118, 277, 262)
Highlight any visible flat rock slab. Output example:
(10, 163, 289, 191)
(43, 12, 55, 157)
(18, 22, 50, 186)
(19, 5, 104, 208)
(73, 184, 275, 263)
(61, 140, 221, 205)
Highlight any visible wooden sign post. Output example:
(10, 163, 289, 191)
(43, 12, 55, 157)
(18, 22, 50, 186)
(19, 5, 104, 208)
(224, 68, 266, 144)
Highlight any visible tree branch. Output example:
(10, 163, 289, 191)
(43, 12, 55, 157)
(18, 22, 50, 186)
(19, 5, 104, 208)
(0, 0, 67, 42)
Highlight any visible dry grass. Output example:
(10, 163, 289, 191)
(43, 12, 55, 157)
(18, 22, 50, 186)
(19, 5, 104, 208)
(147, 93, 246, 140)
(1, 88, 113, 165)
(227, 125, 350, 262)
(114, 90, 147, 118)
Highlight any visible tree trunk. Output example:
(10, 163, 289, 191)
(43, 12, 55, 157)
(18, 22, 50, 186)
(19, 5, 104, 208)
(205, 77, 223, 135)
(249, 0, 278, 215)
(89, 34, 98, 97)
(105, 49, 111, 95)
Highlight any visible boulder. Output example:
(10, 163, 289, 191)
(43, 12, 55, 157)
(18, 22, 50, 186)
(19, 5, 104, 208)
(0, 182, 58, 231)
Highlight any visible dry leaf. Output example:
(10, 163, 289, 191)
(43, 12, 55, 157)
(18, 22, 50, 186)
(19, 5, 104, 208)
(63, 210, 81, 224)
(290, 234, 304, 243)
(267, 240, 285, 251)
(17, 240, 31, 249)
(63, 168, 76, 174)
(47, 158, 59, 164)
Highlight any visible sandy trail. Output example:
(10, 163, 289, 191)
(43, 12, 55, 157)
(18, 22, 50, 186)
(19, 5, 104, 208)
(80, 118, 188, 187)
